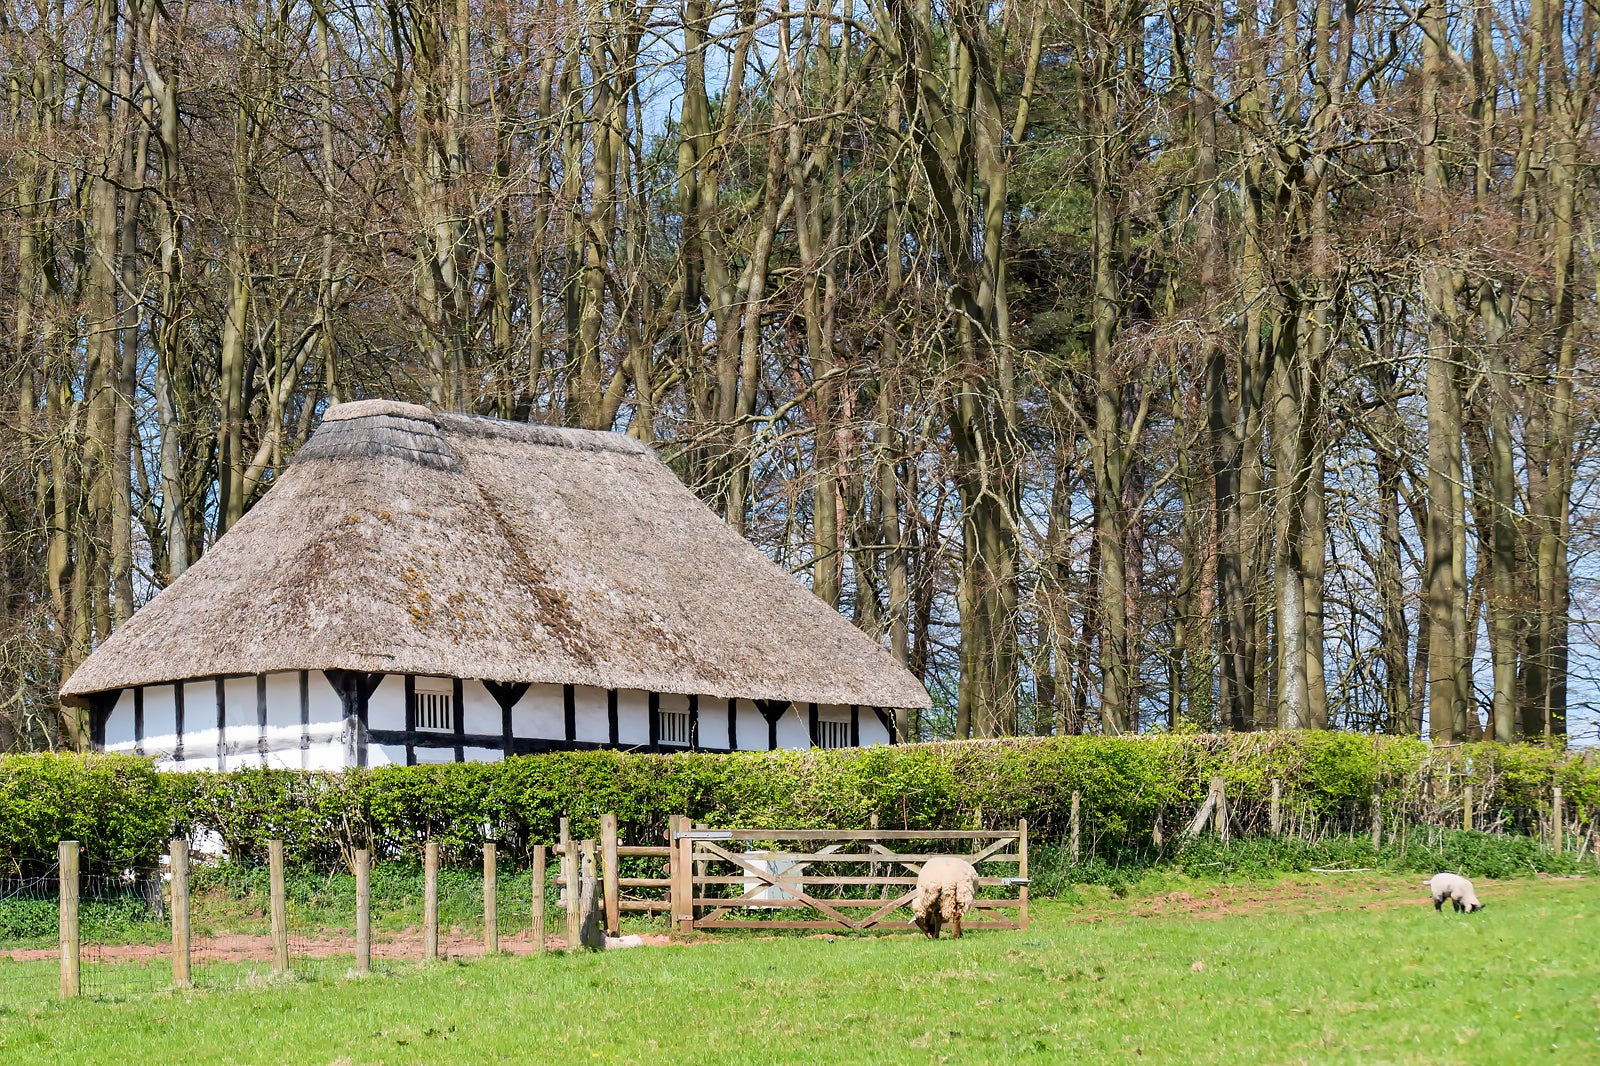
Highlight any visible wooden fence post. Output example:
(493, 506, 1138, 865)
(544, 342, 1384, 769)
(1070, 791, 1081, 864)
(484, 841, 498, 955)
(579, 839, 603, 950)
(601, 813, 620, 937)
(530, 844, 547, 956)
(171, 839, 191, 987)
(1552, 786, 1564, 856)
(268, 840, 289, 974)
(423, 841, 439, 961)
(673, 814, 693, 938)
(1018, 818, 1029, 932)
(1270, 779, 1282, 837)
(564, 837, 580, 949)
(1371, 787, 1383, 851)
(1462, 784, 1474, 832)
(869, 813, 884, 897)
(1210, 776, 1229, 843)
(58, 840, 79, 999)
(354, 848, 371, 975)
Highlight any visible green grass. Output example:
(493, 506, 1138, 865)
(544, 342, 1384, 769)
(1, 873, 1595, 1064)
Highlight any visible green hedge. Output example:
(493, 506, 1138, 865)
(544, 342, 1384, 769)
(2, 734, 1595, 872)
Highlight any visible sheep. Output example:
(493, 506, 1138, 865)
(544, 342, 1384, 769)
(912, 856, 980, 939)
(1428, 872, 1484, 913)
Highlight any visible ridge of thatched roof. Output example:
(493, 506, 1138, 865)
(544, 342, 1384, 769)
(61, 400, 931, 709)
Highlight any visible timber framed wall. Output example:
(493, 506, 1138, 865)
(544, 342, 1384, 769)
(94, 671, 897, 769)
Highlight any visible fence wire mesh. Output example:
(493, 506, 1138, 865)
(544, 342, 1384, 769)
(0, 871, 60, 1005)
(80, 867, 171, 999)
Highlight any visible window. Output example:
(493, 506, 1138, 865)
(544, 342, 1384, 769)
(818, 719, 850, 749)
(415, 681, 454, 732)
(659, 709, 690, 746)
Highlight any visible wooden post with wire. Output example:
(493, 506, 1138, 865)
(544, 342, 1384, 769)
(354, 848, 371, 975)
(1552, 786, 1564, 856)
(1462, 785, 1474, 832)
(601, 812, 620, 936)
(484, 840, 498, 954)
(531, 844, 547, 956)
(1270, 779, 1283, 837)
(269, 839, 289, 974)
(423, 841, 439, 961)
(1070, 792, 1081, 864)
(1371, 787, 1383, 851)
(171, 839, 191, 987)
(58, 840, 79, 999)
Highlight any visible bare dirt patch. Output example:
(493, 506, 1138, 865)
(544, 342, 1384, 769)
(3, 929, 675, 965)
(1105, 875, 1429, 922)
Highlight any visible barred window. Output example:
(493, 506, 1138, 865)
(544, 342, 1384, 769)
(660, 709, 690, 746)
(416, 682, 453, 731)
(818, 719, 850, 749)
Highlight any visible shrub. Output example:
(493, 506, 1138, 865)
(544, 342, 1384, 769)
(0, 735, 1594, 873)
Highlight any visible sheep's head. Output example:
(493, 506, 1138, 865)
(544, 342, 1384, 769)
(914, 909, 942, 939)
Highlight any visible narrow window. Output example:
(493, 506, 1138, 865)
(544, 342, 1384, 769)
(416, 680, 454, 732)
(818, 719, 850, 749)
(659, 709, 691, 746)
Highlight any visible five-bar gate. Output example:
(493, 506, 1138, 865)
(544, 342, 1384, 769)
(666, 819, 1028, 934)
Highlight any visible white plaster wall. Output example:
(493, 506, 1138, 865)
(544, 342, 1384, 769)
(264, 672, 302, 731)
(572, 685, 609, 744)
(615, 689, 650, 746)
(696, 695, 730, 751)
(368, 675, 407, 732)
(305, 738, 348, 770)
(463, 746, 503, 762)
(141, 685, 179, 760)
(857, 708, 891, 746)
(462, 680, 500, 736)
(260, 672, 304, 766)
(364, 741, 398, 767)
(775, 704, 811, 749)
(307, 671, 346, 725)
(182, 679, 220, 767)
(415, 745, 457, 764)
(222, 676, 260, 770)
(513, 682, 565, 741)
(103, 688, 136, 750)
(734, 699, 765, 752)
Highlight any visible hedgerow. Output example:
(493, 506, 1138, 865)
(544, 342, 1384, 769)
(1, 734, 1594, 873)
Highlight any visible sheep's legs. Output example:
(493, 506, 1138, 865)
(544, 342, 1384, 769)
(952, 916, 963, 939)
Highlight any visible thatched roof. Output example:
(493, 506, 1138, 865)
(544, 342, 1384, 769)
(61, 400, 930, 709)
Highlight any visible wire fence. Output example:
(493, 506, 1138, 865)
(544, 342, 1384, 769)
(0, 852, 566, 1005)
(0, 871, 61, 1005)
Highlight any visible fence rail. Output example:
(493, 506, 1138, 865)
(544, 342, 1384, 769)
(664, 817, 1029, 935)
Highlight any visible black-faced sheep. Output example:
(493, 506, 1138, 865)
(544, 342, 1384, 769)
(1428, 872, 1484, 913)
(913, 856, 979, 939)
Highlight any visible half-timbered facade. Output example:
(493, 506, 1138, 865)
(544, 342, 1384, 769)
(62, 401, 927, 768)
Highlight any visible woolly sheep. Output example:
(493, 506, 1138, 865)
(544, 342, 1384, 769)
(1428, 872, 1484, 913)
(912, 856, 980, 939)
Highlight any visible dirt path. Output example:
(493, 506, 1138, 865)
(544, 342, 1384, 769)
(3, 929, 674, 965)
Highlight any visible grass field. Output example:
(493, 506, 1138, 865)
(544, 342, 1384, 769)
(1, 873, 1594, 1065)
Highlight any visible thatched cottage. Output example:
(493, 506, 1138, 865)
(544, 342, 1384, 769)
(61, 400, 929, 770)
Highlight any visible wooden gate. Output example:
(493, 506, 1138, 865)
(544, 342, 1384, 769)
(667, 819, 1028, 935)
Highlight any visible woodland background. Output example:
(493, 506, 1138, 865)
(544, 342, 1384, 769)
(1, 0, 1596, 750)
